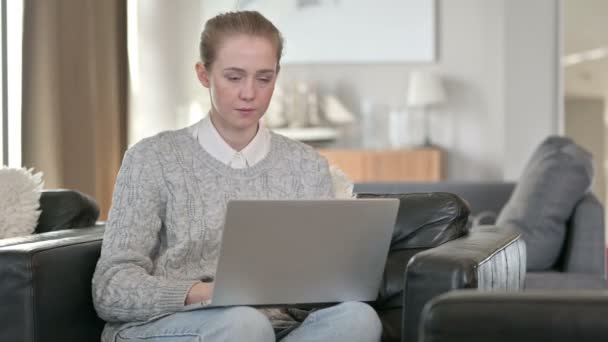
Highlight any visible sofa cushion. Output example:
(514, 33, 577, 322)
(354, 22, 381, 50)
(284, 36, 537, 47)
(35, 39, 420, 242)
(36, 190, 100, 233)
(496, 136, 593, 271)
(525, 272, 607, 289)
(330, 165, 354, 198)
(0, 167, 44, 239)
(356, 192, 470, 251)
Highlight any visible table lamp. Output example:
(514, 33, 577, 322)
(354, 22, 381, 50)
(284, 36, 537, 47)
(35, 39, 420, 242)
(406, 70, 446, 146)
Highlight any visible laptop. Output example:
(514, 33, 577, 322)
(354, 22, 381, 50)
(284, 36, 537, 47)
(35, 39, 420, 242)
(208, 198, 399, 307)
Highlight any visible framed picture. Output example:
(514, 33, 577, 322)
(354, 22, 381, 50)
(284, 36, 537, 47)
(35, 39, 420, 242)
(201, 0, 436, 63)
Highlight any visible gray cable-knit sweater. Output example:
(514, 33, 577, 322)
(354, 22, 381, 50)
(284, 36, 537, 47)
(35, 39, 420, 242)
(92, 128, 333, 341)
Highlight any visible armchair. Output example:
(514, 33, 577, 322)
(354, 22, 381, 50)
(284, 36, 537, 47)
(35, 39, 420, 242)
(0, 191, 525, 342)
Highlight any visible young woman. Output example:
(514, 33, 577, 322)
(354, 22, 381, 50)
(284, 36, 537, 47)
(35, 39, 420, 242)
(92, 11, 382, 342)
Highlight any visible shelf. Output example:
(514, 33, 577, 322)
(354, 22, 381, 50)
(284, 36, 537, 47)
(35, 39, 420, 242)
(271, 127, 338, 142)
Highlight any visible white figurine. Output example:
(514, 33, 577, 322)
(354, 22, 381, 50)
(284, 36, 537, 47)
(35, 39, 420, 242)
(285, 81, 310, 128)
(263, 85, 287, 128)
(323, 95, 355, 125)
(306, 83, 322, 126)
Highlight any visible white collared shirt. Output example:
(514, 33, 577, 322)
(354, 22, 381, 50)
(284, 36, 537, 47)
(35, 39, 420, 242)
(189, 115, 271, 169)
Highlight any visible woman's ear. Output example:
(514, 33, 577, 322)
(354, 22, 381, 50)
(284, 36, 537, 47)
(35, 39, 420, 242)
(195, 62, 211, 88)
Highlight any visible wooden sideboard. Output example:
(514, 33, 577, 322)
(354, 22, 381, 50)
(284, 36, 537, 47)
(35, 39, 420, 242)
(317, 148, 444, 182)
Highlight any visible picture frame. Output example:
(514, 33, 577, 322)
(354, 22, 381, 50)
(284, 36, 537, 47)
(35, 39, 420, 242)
(201, 0, 436, 63)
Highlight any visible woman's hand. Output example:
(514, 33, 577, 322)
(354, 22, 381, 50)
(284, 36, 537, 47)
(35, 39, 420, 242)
(185, 281, 215, 305)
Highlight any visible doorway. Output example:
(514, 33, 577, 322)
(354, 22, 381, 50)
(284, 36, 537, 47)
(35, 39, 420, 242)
(562, 0, 608, 245)
(562, 0, 608, 206)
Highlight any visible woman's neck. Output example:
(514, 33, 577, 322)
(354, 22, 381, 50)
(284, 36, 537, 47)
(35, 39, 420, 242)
(209, 114, 258, 151)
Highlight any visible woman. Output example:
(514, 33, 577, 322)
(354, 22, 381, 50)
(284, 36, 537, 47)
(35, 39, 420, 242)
(92, 11, 382, 342)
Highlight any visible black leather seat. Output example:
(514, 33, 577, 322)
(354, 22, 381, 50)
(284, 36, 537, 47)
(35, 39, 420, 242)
(420, 289, 608, 342)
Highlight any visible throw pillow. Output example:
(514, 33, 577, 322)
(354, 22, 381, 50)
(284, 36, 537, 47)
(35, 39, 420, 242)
(36, 190, 100, 233)
(496, 136, 593, 271)
(330, 165, 354, 198)
(0, 167, 44, 239)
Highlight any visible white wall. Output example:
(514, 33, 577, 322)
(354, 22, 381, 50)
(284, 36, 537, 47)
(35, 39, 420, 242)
(502, 0, 560, 180)
(128, 0, 560, 181)
(564, 96, 605, 204)
(128, 0, 206, 147)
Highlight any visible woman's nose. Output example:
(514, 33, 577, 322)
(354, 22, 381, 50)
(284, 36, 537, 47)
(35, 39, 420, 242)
(239, 79, 255, 100)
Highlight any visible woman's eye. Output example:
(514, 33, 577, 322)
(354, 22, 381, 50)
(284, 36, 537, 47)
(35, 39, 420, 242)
(257, 78, 271, 84)
(226, 75, 241, 82)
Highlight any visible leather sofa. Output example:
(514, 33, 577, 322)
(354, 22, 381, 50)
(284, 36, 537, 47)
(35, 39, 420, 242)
(355, 182, 606, 289)
(0, 190, 525, 342)
(0, 189, 103, 341)
(419, 289, 608, 342)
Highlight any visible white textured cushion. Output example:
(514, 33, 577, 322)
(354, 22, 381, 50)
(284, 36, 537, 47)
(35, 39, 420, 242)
(0, 167, 44, 239)
(330, 165, 354, 198)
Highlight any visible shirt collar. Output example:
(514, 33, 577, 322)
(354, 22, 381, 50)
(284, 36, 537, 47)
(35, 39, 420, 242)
(192, 115, 271, 168)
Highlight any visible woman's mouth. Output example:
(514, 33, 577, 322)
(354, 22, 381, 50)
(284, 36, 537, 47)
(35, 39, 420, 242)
(236, 108, 256, 115)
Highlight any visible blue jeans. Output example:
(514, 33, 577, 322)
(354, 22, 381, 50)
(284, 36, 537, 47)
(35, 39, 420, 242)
(115, 302, 382, 342)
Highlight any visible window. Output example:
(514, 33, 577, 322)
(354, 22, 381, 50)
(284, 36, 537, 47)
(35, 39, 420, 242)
(1, 0, 23, 167)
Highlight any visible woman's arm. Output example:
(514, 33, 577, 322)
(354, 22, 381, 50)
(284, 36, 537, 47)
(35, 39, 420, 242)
(92, 140, 198, 323)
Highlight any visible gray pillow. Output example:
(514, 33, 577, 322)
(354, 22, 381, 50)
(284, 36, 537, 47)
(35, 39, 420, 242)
(496, 136, 593, 271)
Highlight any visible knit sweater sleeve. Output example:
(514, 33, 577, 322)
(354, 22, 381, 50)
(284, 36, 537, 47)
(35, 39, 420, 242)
(92, 139, 197, 323)
(315, 154, 335, 198)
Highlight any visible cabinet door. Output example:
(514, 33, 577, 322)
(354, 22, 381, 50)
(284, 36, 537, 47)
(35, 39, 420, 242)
(318, 149, 443, 182)
(317, 150, 368, 182)
(367, 149, 443, 181)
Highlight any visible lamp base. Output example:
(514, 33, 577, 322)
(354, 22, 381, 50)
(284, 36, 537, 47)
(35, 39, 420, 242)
(422, 136, 434, 147)
(421, 107, 433, 147)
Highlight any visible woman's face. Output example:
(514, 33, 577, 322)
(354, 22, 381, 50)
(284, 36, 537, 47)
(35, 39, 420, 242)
(196, 34, 278, 139)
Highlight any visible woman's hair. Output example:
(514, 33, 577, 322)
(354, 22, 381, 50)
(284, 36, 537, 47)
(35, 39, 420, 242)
(199, 11, 284, 70)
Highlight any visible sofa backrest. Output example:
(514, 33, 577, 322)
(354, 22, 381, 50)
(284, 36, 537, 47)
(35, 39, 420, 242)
(354, 182, 515, 222)
(559, 193, 605, 274)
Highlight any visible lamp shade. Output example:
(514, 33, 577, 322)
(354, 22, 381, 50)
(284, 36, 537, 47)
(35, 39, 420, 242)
(406, 71, 446, 107)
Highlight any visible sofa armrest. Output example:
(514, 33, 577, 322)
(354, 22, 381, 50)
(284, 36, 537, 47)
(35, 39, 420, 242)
(0, 224, 104, 248)
(402, 226, 525, 342)
(420, 290, 608, 342)
(561, 193, 605, 274)
(0, 227, 105, 342)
